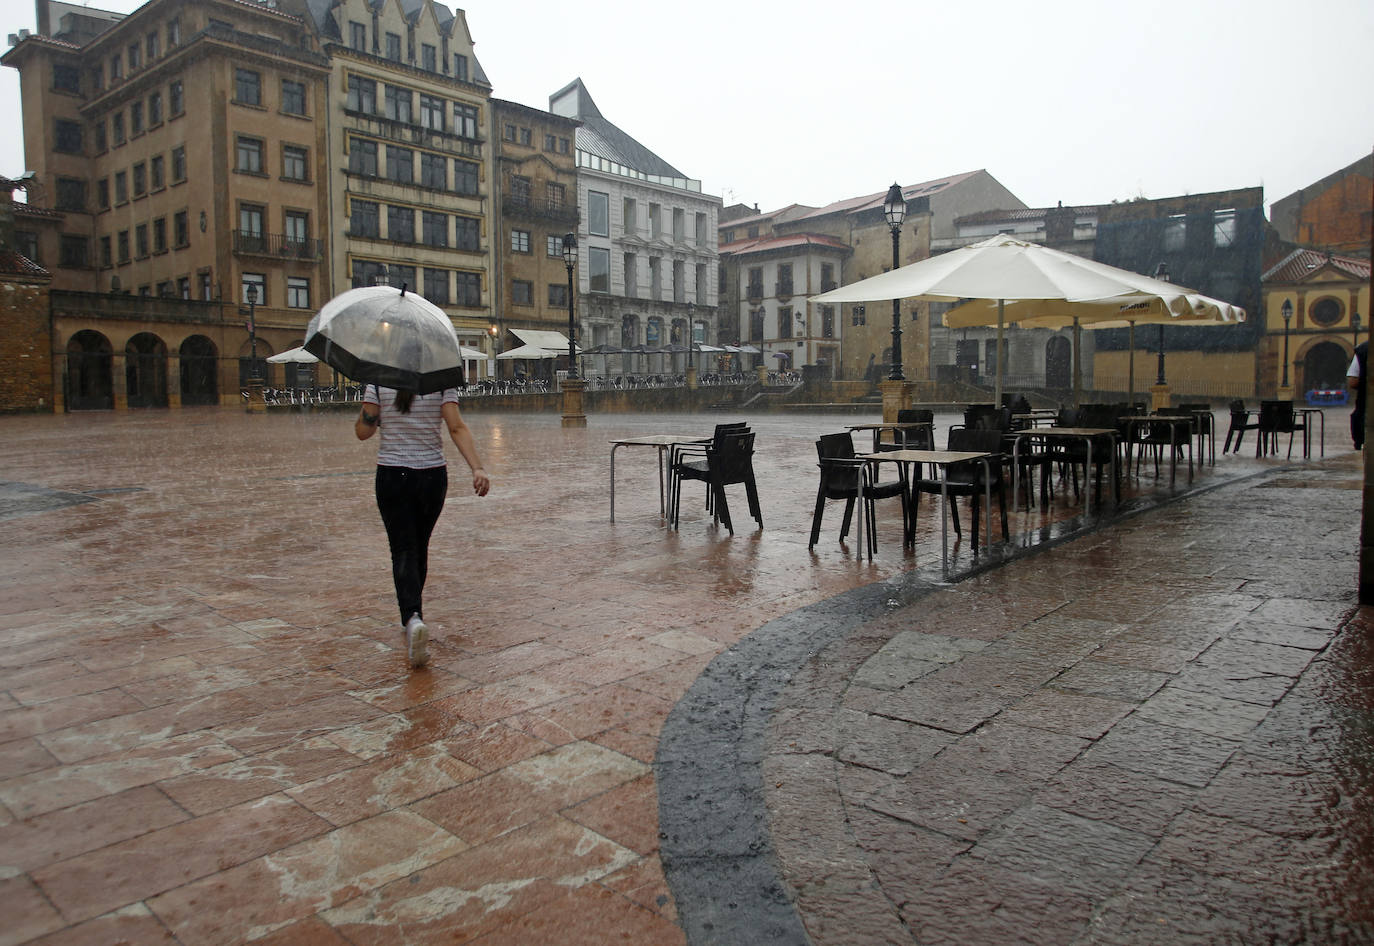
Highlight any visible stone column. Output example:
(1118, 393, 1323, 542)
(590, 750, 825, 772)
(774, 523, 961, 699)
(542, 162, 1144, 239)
(686, 366, 698, 390)
(1149, 383, 1171, 412)
(880, 378, 914, 423)
(756, 365, 769, 385)
(561, 377, 587, 427)
(112, 352, 128, 411)
(167, 353, 182, 409)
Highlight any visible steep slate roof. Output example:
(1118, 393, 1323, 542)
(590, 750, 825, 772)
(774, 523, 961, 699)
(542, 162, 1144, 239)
(551, 78, 684, 178)
(790, 171, 982, 222)
(1263, 247, 1371, 284)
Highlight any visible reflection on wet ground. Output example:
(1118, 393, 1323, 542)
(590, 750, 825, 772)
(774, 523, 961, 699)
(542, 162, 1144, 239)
(0, 406, 1368, 944)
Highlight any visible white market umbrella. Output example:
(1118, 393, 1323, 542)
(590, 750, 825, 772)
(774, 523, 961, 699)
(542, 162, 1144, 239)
(304, 286, 464, 393)
(495, 344, 559, 360)
(809, 234, 1245, 405)
(266, 346, 318, 364)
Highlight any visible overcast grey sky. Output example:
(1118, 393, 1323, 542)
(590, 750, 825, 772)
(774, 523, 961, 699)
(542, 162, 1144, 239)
(3, 0, 1371, 217)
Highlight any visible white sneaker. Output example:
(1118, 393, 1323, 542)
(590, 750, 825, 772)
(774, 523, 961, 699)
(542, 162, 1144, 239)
(405, 615, 429, 668)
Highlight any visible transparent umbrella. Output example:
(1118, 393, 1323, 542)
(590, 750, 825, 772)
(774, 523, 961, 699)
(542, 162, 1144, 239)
(304, 286, 464, 393)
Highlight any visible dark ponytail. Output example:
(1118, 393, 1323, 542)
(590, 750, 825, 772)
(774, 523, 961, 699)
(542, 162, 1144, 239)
(395, 390, 415, 414)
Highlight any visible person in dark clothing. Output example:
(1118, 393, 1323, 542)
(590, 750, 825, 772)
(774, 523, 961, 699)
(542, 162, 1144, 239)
(1348, 341, 1368, 449)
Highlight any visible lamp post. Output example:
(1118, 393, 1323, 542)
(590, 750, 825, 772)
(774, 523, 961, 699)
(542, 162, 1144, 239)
(245, 282, 260, 381)
(1153, 262, 1169, 385)
(686, 301, 695, 370)
(560, 232, 586, 427)
(883, 182, 906, 381)
(1281, 298, 1293, 390)
(1354, 312, 1362, 349)
(562, 232, 578, 379)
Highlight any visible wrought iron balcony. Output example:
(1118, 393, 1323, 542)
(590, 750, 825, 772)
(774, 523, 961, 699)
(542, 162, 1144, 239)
(500, 195, 579, 225)
(232, 230, 324, 260)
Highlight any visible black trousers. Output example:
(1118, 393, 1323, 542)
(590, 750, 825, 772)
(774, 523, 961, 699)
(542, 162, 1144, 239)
(375, 465, 447, 624)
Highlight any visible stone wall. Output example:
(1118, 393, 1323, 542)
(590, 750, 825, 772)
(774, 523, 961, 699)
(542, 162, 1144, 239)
(0, 281, 54, 413)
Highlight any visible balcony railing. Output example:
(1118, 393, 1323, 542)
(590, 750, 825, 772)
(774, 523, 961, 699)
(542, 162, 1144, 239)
(500, 196, 579, 225)
(232, 230, 324, 260)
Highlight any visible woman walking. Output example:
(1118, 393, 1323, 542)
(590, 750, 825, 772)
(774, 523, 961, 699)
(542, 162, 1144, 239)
(356, 385, 490, 667)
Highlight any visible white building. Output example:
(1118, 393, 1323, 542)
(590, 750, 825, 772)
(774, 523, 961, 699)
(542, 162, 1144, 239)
(549, 78, 720, 377)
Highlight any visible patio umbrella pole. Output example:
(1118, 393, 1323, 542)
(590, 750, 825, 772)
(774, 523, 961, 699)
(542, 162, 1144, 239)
(1128, 321, 1136, 409)
(995, 300, 1005, 407)
(1073, 317, 1082, 407)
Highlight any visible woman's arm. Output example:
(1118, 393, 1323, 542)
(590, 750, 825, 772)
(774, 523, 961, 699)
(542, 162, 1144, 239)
(355, 400, 380, 440)
(441, 401, 490, 496)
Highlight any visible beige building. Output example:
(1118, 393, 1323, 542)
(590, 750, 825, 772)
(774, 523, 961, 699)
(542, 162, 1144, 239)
(720, 170, 1024, 382)
(490, 98, 579, 377)
(310, 0, 496, 358)
(3, 0, 501, 409)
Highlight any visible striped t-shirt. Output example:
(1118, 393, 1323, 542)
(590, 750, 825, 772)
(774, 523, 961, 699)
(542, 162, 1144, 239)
(363, 385, 460, 470)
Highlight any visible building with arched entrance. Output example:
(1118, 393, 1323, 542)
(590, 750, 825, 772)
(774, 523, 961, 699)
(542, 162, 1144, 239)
(1262, 248, 1371, 398)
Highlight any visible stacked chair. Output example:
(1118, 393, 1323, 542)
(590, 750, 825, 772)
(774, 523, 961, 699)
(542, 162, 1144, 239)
(669, 423, 761, 534)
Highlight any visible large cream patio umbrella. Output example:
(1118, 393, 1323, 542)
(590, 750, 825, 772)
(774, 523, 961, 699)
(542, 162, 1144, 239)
(809, 234, 1244, 405)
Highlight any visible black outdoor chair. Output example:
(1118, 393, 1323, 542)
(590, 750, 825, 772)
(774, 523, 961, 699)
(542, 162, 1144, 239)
(1222, 399, 1260, 454)
(1055, 404, 1121, 504)
(670, 430, 761, 534)
(809, 432, 909, 556)
(911, 428, 1009, 552)
(875, 408, 935, 452)
(1176, 403, 1215, 465)
(668, 422, 748, 520)
(1258, 400, 1307, 459)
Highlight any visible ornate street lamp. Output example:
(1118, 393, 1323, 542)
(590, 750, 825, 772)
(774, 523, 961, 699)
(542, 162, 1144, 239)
(883, 182, 906, 381)
(562, 232, 578, 379)
(1281, 298, 1293, 389)
(245, 282, 260, 382)
(687, 301, 695, 371)
(1153, 262, 1169, 385)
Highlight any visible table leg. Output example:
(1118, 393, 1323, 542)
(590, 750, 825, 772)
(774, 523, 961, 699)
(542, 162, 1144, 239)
(981, 459, 992, 551)
(656, 445, 667, 517)
(610, 443, 624, 523)
(1085, 436, 1093, 516)
(857, 469, 867, 561)
(939, 470, 949, 576)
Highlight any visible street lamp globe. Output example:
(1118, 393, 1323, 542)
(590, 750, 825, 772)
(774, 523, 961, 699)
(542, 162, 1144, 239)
(883, 182, 906, 229)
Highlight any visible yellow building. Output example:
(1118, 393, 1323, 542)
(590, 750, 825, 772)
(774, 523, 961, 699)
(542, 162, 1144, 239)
(319, 0, 496, 357)
(1262, 248, 1371, 397)
(2, 0, 501, 409)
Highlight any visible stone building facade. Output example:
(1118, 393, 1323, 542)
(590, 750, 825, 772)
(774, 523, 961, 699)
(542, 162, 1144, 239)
(2, 0, 508, 410)
(549, 79, 719, 380)
(490, 98, 579, 376)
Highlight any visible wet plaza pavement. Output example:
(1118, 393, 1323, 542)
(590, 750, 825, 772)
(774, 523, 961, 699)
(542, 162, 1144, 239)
(0, 405, 1370, 944)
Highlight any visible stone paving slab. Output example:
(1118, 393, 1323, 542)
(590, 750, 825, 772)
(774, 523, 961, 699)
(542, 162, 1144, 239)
(734, 453, 1374, 945)
(0, 406, 1366, 944)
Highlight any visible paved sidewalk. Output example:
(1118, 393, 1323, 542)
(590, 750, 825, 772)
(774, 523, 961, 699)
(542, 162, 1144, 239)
(0, 407, 1368, 944)
(661, 449, 1374, 945)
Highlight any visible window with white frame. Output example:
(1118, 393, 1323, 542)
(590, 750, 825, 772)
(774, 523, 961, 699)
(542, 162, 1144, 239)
(287, 277, 310, 308)
(588, 191, 609, 237)
(511, 230, 530, 253)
